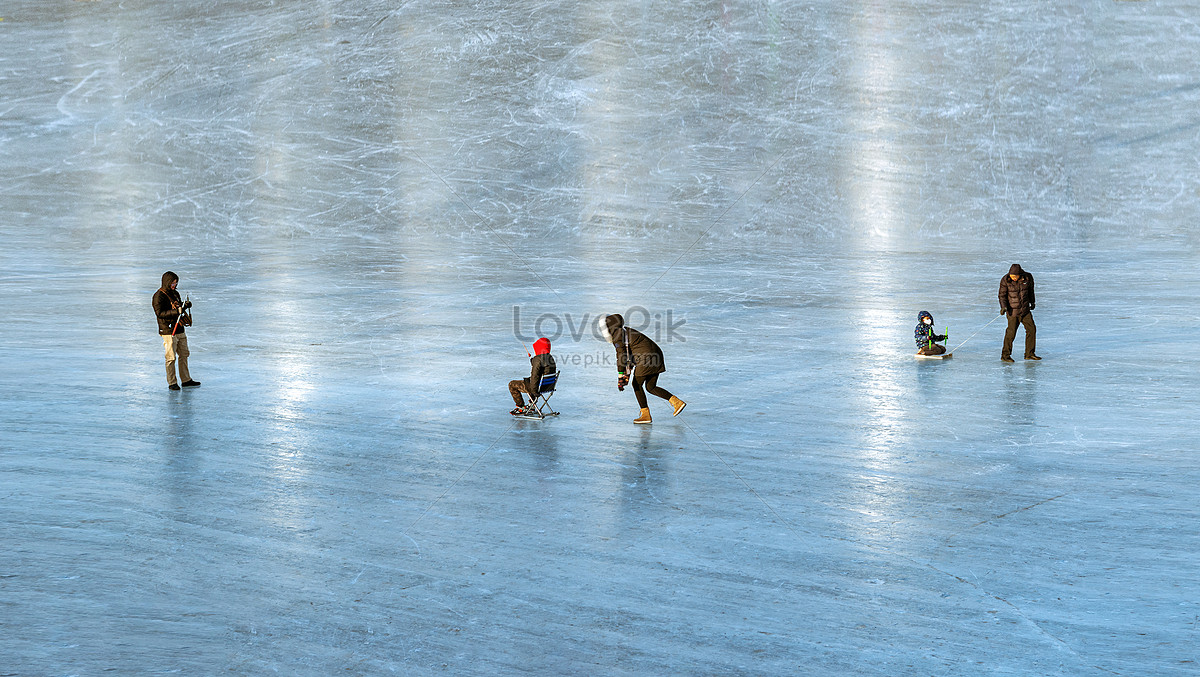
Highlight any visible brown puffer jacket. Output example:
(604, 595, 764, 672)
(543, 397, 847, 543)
(152, 271, 185, 335)
(604, 314, 665, 378)
(999, 264, 1035, 316)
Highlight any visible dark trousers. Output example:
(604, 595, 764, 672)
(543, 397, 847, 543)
(1002, 312, 1036, 358)
(508, 379, 530, 407)
(632, 373, 673, 409)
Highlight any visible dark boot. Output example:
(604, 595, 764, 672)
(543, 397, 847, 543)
(168, 384, 181, 390)
(181, 380, 201, 387)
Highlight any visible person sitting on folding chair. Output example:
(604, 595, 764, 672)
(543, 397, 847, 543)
(509, 337, 557, 416)
(522, 371, 560, 419)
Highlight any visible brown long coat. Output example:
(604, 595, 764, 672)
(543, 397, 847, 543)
(615, 327, 665, 379)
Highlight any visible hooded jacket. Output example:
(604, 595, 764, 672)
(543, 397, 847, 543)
(914, 310, 947, 348)
(152, 271, 185, 335)
(525, 337, 557, 394)
(603, 314, 665, 378)
(999, 264, 1035, 316)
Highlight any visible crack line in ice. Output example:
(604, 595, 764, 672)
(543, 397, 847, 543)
(915, 493, 1093, 660)
(919, 559, 1086, 661)
(968, 492, 1067, 529)
(678, 418, 820, 543)
(407, 148, 564, 301)
(682, 418, 1091, 662)
(939, 493, 1070, 547)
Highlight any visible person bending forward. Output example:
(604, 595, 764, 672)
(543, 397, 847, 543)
(603, 313, 686, 424)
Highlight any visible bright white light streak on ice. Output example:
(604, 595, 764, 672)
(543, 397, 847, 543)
(579, 30, 648, 232)
(842, 3, 913, 530)
(257, 278, 318, 533)
(847, 2, 905, 245)
(259, 266, 316, 481)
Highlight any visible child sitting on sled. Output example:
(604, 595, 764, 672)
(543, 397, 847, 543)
(509, 337, 557, 416)
(914, 310, 948, 355)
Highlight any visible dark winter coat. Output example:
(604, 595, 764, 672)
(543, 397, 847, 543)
(914, 310, 947, 348)
(526, 339, 557, 394)
(999, 264, 1035, 317)
(604, 314, 665, 378)
(152, 271, 185, 335)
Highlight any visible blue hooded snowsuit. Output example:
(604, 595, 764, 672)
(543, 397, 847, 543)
(914, 311, 946, 349)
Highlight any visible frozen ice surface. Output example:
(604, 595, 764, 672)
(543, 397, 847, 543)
(2, 0, 1199, 674)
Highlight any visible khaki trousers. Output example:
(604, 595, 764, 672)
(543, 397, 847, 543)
(163, 334, 192, 386)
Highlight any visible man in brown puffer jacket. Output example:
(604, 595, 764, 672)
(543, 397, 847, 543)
(999, 263, 1039, 362)
(152, 271, 201, 390)
(603, 313, 686, 424)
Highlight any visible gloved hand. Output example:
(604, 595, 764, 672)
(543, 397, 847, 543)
(617, 375, 628, 391)
(183, 300, 192, 310)
(1029, 304, 1034, 311)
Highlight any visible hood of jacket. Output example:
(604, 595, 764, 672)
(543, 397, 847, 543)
(917, 310, 934, 325)
(1008, 263, 1025, 277)
(533, 337, 551, 355)
(161, 271, 179, 291)
(602, 314, 624, 343)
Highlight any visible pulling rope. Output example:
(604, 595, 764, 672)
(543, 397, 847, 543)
(949, 313, 1004, 353)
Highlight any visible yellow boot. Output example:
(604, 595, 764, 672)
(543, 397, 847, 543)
(633, 408, 652, 424)
(669, 396, 687, 416)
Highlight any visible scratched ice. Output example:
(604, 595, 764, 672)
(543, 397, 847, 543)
(2, 1, 1198, 674)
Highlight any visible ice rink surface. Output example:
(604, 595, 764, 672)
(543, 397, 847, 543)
(2, 1, 1199, 674)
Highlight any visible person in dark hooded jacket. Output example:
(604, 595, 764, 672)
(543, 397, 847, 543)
(603, 314, 686, 424)
(998, 263, 1039, 361)
(914, 310, 948, 355)
(509, 337, 556, 415)
(152, 271, 200, 390)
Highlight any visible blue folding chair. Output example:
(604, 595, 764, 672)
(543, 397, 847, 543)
(520, 371, 560, 419)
